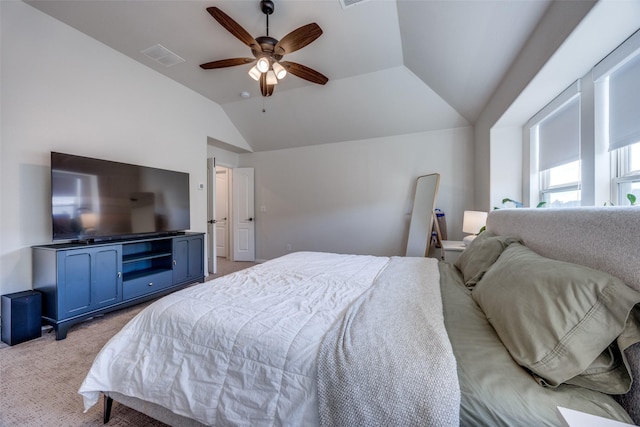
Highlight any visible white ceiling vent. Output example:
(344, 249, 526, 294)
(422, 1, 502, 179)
(140, 44, 185, 67)
(340, 0, 368, 9)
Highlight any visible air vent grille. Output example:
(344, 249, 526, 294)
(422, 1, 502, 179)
(340, 0, 368, 9)
(140, 44, 185, 68)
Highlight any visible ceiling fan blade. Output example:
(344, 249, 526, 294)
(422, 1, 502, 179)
(200, 58, 255, 69)
(280, 61, 328, 85)
(274, 23, 323, 57)
(260, 74, 275, 97)
(207, 7, 260, 51)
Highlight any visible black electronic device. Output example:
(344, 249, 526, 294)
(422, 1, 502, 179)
(1, 291, 42, 346)
(50, 152, 190, 242)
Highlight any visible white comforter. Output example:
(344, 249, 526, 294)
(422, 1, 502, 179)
(79, 252, 392, 426)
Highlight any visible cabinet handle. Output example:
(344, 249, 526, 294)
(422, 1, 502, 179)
(148, 282, 153, 287)
(173, 260, 177, 266)
(117, 272, 121, 278)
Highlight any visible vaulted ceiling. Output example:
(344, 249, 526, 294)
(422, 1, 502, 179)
(26, 0, 552, 152)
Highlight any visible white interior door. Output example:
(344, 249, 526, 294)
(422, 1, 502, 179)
(207, 158, 217, 274)
(215, 166, 229, 258)
(232, 167, 255, 261)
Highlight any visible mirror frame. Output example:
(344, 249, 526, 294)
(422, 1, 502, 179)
(406, 173, 442, 257)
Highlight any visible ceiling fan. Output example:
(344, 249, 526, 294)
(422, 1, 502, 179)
(200, 0, 328, 97)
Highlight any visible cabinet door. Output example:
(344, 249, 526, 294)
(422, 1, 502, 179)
(172, 238, 189, 284)
(173, 235, 204, 285)
(59, 251, 92, 317)
(186, 235, 204, 280)
(57, 246, 122, 319)
(93, 246, 122, 309)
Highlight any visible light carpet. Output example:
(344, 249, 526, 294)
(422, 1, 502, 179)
(0, 259, 256, 427)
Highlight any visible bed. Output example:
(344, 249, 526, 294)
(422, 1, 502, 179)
(79, 207, 640, 426)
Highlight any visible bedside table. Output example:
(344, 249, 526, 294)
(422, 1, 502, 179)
(441, 240, 465, 263)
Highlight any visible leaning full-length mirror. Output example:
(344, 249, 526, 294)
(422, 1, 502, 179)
(406, 173, 440, 257)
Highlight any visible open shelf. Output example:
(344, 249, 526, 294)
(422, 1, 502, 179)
(123, 267, 172, 282)
(123, 250, 172, 264)
(122, 239, 173, 277)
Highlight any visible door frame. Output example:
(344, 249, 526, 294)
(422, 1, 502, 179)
(208, 159, 255, 270)
(214, 165, 230, 260)
(207, 158, 217, 274)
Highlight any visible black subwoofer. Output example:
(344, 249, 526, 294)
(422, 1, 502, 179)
(1, 290, 42, 346)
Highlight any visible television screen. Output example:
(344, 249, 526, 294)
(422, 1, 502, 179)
(51, 152, 190, 242)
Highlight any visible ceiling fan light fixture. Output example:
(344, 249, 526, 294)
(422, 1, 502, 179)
(256, 57, 270, 73)
(266, 70, 278, 85)
(248, 65, 261, 81)
(272, 62, 287, 80)
(200, 4, 328, 98)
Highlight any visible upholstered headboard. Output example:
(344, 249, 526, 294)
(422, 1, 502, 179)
(486, 207, 640, 293)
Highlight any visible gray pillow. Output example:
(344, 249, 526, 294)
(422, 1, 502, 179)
(472, 243, 640, 393)
(454, 231, 521, 287)
(614, 343, 640, 424)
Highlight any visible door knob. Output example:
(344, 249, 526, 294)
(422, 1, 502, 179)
(247, 217, 253, 221)
(207, 220, 215, 224)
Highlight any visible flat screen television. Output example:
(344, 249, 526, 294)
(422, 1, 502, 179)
(51, 152, 190, 242)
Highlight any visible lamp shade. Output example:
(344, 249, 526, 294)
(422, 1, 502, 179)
(256, 57, 270, 73)
(266, 70, 278, 85)
(272, 62, 287, 80)
(462, 210, 488, 234)
(248, 65, 261, 81)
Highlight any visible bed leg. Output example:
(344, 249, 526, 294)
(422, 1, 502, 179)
(103, 395, 113, 424)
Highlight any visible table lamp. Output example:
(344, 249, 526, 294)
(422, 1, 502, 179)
(462, 210, 488, 246)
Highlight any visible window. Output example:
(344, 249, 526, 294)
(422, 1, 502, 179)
(540, 160, 581, 207)
(593, 29, 640, 205)
(528, 83, 581, 207)
(524, 28, 640, 207)
(613, 141, 640, 205)
(609, 50, 640, 204)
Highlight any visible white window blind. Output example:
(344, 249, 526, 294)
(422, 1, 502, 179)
(593, 28, 640, 152)
(607, 53, 640, 151)
(538, 97, 580, 171)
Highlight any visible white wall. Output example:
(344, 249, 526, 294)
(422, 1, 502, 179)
(474, 1, 597, 210)
(238, 127, 474, 261)
(490, 127, 523, 209)
(0, 2, 248, 297)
